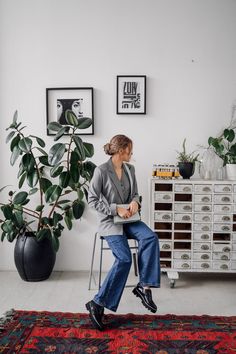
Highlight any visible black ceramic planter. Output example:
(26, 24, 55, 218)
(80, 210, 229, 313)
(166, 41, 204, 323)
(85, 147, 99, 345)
(178, 162, 195, 179)
(14, 232, 56, 281)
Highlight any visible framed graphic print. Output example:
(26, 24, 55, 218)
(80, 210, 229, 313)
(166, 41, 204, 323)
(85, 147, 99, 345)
(46, 87, 94, 135)
(116, 75, 146, 114)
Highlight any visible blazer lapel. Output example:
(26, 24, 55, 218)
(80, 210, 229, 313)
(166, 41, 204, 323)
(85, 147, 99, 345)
(107, 158, 125, 202)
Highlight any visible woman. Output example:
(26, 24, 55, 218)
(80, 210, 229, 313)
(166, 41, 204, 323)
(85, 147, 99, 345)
(86, 135, 160, 330)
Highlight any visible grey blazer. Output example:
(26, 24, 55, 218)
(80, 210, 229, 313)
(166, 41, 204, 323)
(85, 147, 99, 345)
(88, 158, 140, 236)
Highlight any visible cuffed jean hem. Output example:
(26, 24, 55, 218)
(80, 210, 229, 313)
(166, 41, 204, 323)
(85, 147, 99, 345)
(93, 298, 117, 312)
(139, 282, 160, 288)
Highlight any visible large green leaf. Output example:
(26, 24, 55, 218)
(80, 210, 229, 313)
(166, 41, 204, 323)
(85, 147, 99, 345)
(13, 110, 18, 124)
(35, 204, 44, 212)
(36, 228, 51, 242)
(70, 150, 79, 164)
(10, 146, 21, 166)
(54, 126, 68, 141)
(72, 200, 85, 219)
(45, 185, 62, 203)
(18, 137, 32, 153)
(82, 161, 96, 179)
(36, 147, 47, 156)
(13, 191, 28, 205)
(224, 128, 235, 143)
(70, 163, 79, 183)
(59, 171, 70, 188)
(13, 210, 24, 227)
(22, 153, 35, 172)
(51, 233, 60, 252)
(39, 156, 51, 166)
(10, 134, 20, 152)
(29, 187, 38, 195)
(40, 178, 52, 193)
(1, 220, 13, 234)
(30, 135, 46, 147)
(53, 212, 63, 226)
(73, 136, 86, 161)
(6, 131, 15, 144)
(48, 143, 66, 166)
(2, 205, 13, 220)
(64, 215, 72, 230)
(50, 164, 64, 178)
(77, 117, 92, 129)
(65, 110, 78, 126)
(83, 142, 94, 157)
(47, 121, 63, 132)
(27, 169, 39, 188)
(18, 172, 27, 188)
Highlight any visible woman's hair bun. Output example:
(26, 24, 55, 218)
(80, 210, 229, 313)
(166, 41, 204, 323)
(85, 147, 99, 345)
(103, 143, 111, 155)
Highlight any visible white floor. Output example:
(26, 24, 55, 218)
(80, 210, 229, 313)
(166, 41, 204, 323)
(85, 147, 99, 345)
(0, 270, 235, 318)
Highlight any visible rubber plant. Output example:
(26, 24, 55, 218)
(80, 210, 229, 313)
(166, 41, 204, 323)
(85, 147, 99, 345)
(0, 110, 96, 251)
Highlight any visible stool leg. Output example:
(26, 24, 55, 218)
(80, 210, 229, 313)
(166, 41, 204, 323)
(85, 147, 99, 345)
(133, 240, 138, 276)
(88, 232, 97, 290)
(98, 238, 103, 289)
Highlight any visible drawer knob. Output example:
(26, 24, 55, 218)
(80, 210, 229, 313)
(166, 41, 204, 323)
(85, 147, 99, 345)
(203, 187, 211, 192)
(223, 187, 230, 192)
(163, 195, 171, 200)
(201, 254, 209, 260)
(182, 215, 191, 221)
(222, 197, 230, 202)
(162, 244, 171, 249)
(222, 216, 230, 221)
(201, 263, 210, 269)
(183, 205, 191, 211)
(222, 206, 230, 211)
(201, 245, 210, 250)
(221, 255, 229, 260)
(181, 254, 190, 260)
(222, 247, 230, 252)
(222, 226, 230, 231)
(203, 216, 210, 221)
(202, 226, 210, 231)
(202, 197, 210, 202)
(162, 214, 171, 220)
(202, 206, 210, 211)
(183, 187, 191, 192)
(201, 234, 209, 240)
(181, 263, 190, 268)
(220, 264, 229, 270)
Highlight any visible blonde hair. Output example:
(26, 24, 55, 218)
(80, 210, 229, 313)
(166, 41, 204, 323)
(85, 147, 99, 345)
(104, 135, 133, 156)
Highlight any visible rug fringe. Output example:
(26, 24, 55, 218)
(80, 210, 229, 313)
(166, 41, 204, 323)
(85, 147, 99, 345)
(0, 309, 15, 333)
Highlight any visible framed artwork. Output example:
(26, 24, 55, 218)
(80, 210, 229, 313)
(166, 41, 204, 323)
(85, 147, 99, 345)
(116, 75, 146, 114)
(46, 87, 94, 135)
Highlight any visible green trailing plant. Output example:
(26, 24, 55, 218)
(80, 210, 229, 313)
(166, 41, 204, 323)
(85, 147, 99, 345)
(208, 128, 236, 166)
(176, 138, 199, 163)
(0, 110, 96, 251)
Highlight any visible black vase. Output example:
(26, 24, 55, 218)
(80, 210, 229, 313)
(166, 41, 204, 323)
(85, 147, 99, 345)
(178, 162, 195, 179)
(14, 232, 56, 281)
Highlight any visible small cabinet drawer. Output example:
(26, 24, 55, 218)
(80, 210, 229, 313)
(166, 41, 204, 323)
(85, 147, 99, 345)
(232, 234, 236, 242)
(174, 184, 192, 193)
(193, 232, 211, 241)
(194, 185, 212, 193)
(173, 251, 191, 260)
(231, 261, 236, 269)
(213, 214, 232, 223)
(194, 195, 212, 203)
(212, 252, 230, 260)
(154, 193, 173, 202)
(214, 184, 232, 193)
(159, 241, 172, 250)
(174, 213, 192, 222)
(213, 195, 232, 204)
(173, 260, 191, 269)
(174, 203, 192, 212)
(194, 204, 212, 212)
(213, 224, 231, 232)
(231, 252, 236, 260)
(193, 253, 211, 260)
(213, 243, 231, 252)
(194, 214, 212, 222)
(193, 243, 211, 251)
(193, 223, 211, 232)
(212, 261, 230, 270)
(154, 212, 172, 221)
(214, 204, 232, 213)
(192, 262, 211, 269)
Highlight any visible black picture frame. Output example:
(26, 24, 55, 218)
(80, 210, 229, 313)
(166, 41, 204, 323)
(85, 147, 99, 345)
(116, 75, 146, 114)
(46, 87, 94, 135)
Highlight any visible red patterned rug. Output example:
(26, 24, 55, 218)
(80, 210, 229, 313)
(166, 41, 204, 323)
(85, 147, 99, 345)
(0, 310, 236, 353)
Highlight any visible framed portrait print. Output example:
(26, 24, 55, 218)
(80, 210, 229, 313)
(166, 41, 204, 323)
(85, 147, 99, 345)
(46, 87, 94, 135)
(116, 75, 146, 114)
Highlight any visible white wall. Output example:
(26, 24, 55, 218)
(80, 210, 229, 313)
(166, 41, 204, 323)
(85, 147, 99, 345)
(0, 0, 236, 271)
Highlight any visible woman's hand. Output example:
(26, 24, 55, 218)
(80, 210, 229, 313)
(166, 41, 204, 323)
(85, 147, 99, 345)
(117, 206, 132, 219)
(128, 201, 139, 216)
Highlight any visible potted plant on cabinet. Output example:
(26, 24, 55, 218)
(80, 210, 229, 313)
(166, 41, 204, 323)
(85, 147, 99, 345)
(176, 138, 199, 179)
(0, 110, 96, 281)
(208, 128, 236, 180)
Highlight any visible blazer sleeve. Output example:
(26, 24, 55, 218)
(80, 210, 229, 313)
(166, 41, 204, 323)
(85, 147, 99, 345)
(88, 167, 117, 216)
(131, 166, 141, 208)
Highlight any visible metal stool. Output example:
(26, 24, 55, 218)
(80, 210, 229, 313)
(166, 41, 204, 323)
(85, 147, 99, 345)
(88, 232, 139, 290)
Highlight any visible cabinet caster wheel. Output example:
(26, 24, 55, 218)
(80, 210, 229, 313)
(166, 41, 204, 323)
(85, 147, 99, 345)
(170, 279, 175, 288)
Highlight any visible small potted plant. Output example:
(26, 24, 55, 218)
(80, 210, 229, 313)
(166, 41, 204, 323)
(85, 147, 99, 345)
(0, 110, 96, 281)
(176, 138, 199, 179)
(208, 128, 236, 180)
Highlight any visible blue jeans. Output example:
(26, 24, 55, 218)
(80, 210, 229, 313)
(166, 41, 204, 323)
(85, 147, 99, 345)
(93, 221, 160, 312)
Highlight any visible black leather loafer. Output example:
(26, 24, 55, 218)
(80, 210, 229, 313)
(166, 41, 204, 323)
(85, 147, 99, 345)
(85, 300, 104, 331)
(132, 284, 157, 313)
